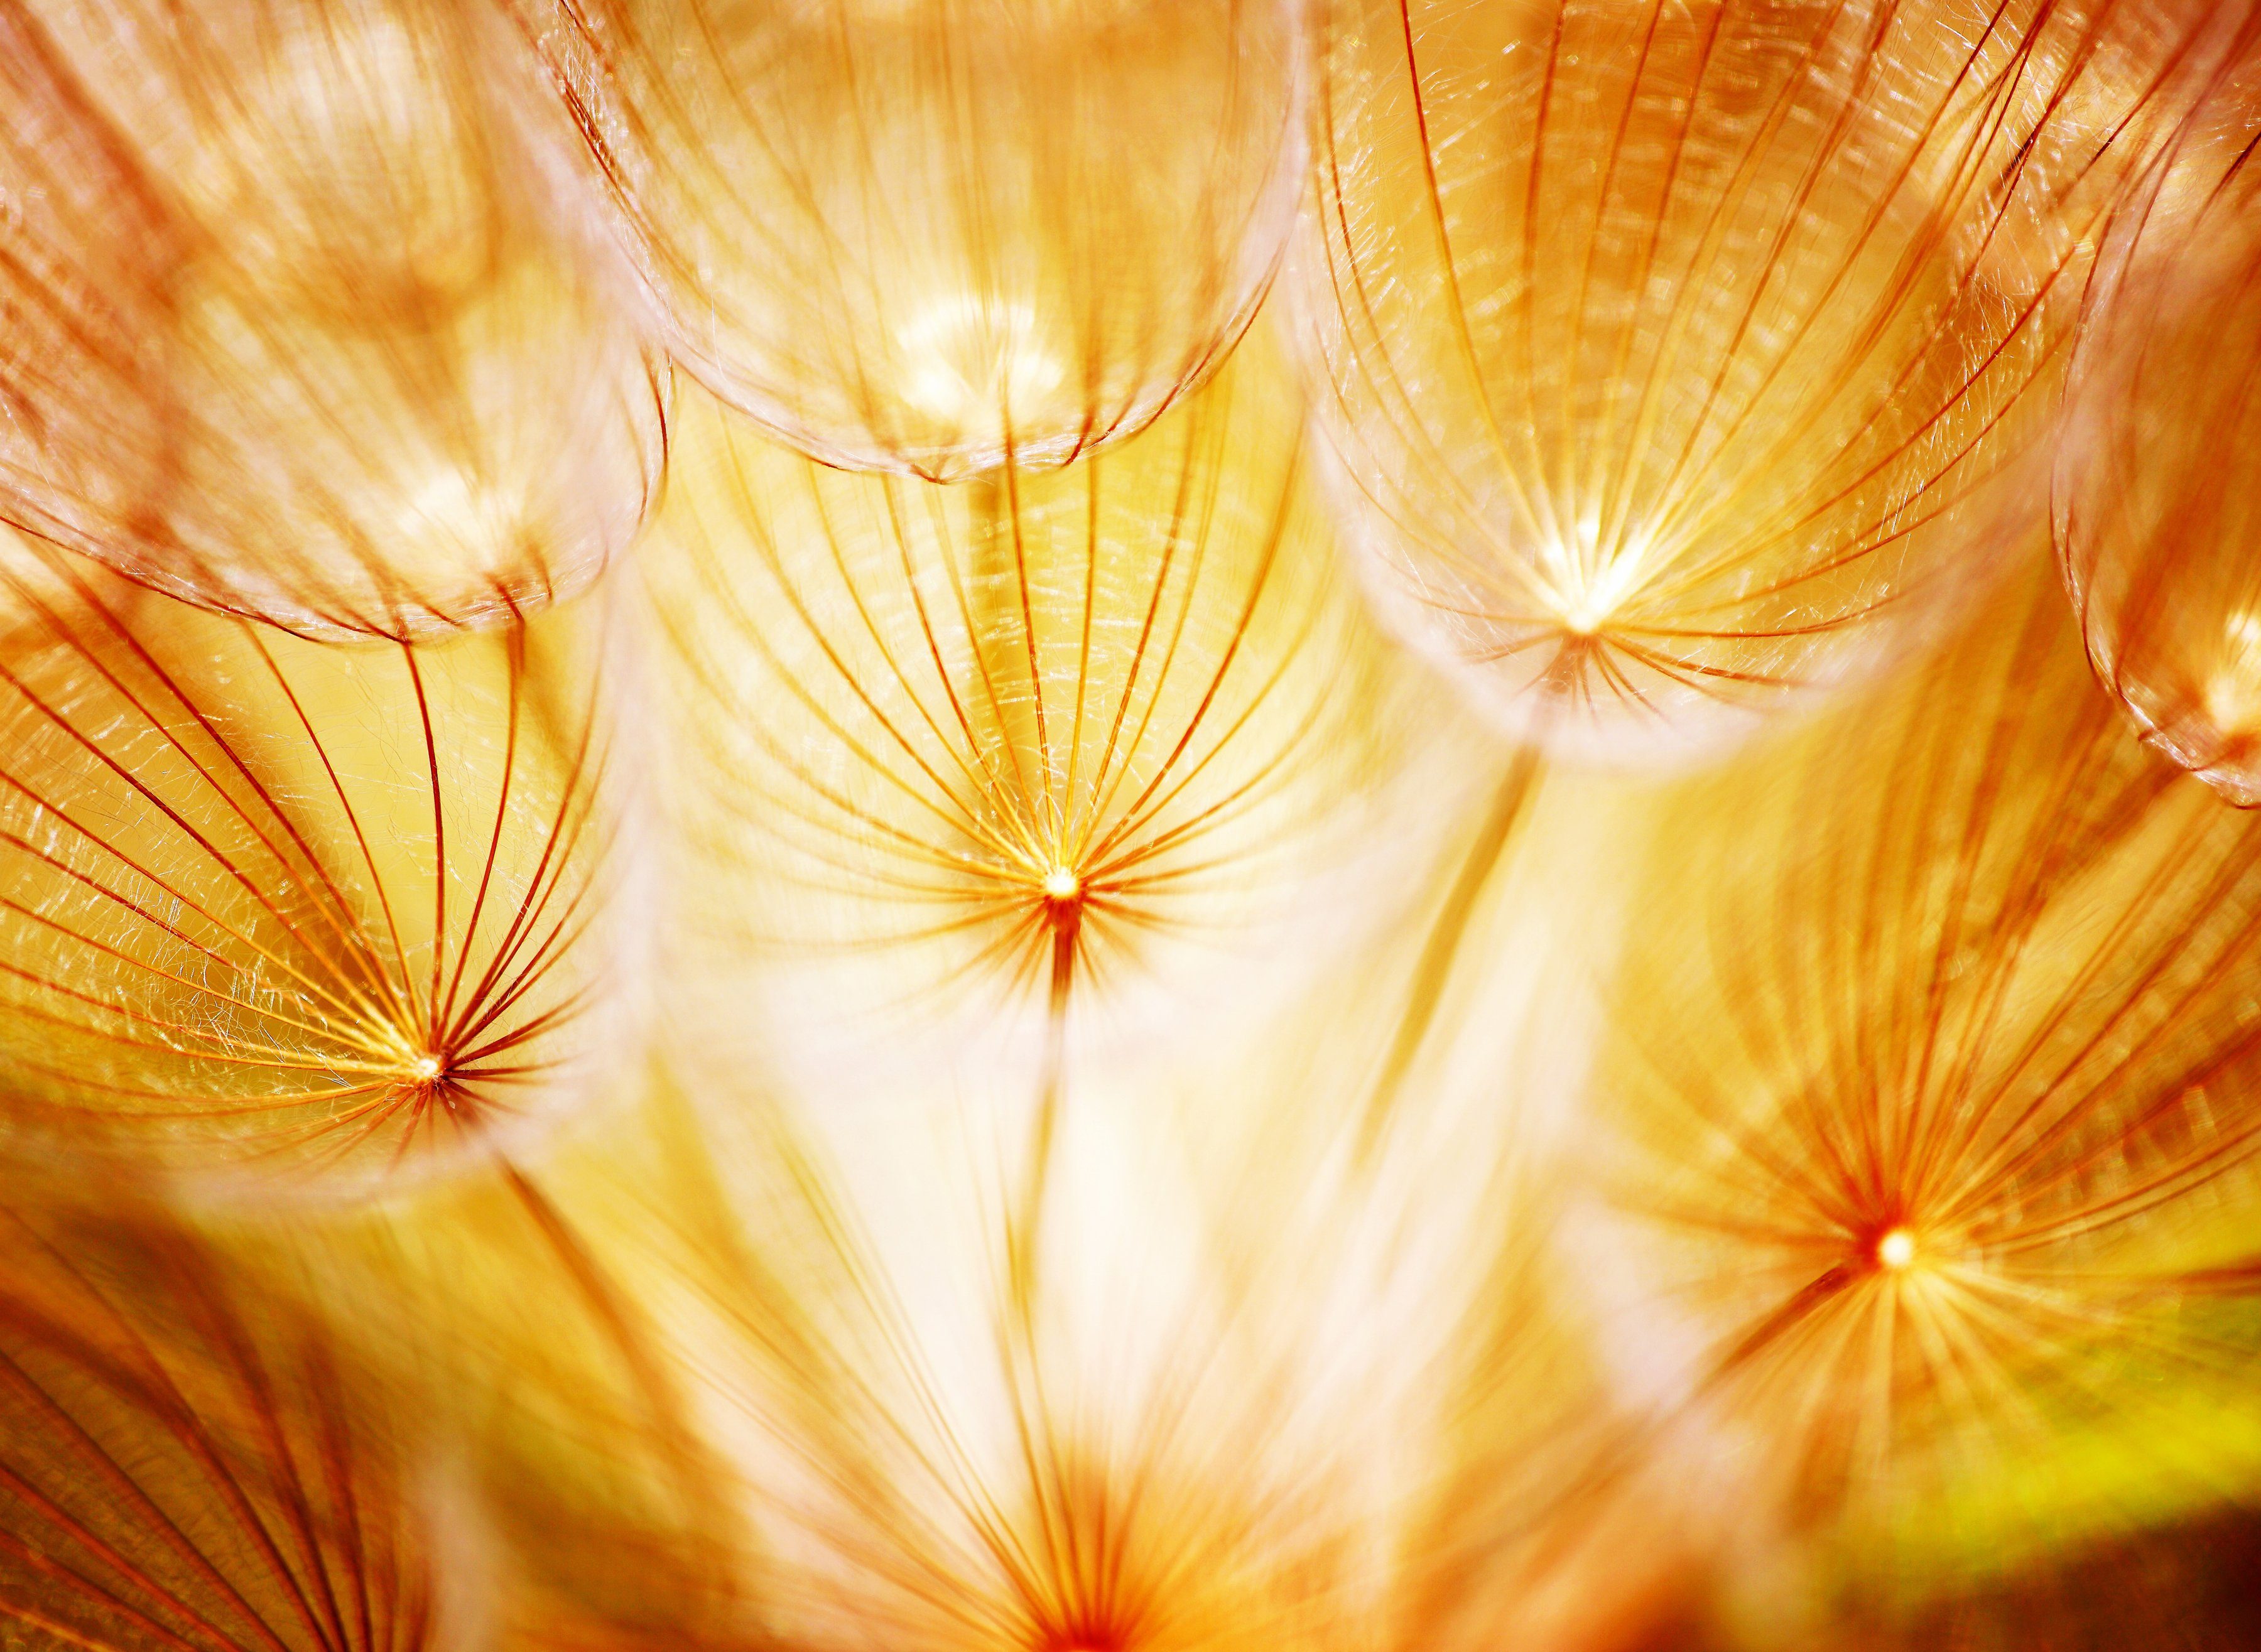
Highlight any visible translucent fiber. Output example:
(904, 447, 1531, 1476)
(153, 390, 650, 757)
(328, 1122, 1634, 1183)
(0, 529, 636, 1196)
(1292, 0, 2228, 760)
(0, 0, 666, 641)
(2059, 28, 2261, 804)
(518, 0, 1305, 478)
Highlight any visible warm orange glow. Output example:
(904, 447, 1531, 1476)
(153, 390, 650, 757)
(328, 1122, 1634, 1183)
(0, 2, 2253, 1647)
(2059, 46, 2261, 804)
(0, 0, 664, 641)
(1291, 0, 2230, 759)
(1594, 564, 2261, 1563)
(516, 0, 1304, 478)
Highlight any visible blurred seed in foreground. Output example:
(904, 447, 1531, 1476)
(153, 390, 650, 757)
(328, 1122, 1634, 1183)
(0, 0, 666, 641)
(2059, 28, 2261, 804)
(1586, 562, 2261, 1588)
(0, 1202, 474, 1652)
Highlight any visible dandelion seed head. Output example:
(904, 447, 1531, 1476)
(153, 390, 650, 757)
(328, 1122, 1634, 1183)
(1596, 566, 2261, 1564)
(542, 0, 1304, 476)
(0, 0, 663, 642)
(2058, 45, 2261, 805)
(657, 332, 1411, 1083)
(7, 0, 2258, 1639)
(1291, 0, 2170, 760)
(0, 531, 629, 1197)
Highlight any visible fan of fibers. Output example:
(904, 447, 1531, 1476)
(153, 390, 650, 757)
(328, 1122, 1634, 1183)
(647, 336, 1422, 1090)
(0, 529, 637, 1197)
(1290, 0, 2240, 759)
(0, 0, 666, 641)
(1587, 564, 2261, 1582)
(0, 0, 2249, 1646)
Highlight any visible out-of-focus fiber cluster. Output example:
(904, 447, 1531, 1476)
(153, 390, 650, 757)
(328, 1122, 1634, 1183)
(0, 1, 2257, 1648)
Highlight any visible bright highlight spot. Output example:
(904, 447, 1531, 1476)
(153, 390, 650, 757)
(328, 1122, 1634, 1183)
(403, 468, 528, 572)
(2203, 610, 2261, 733)
(897, 294, 1066, 426)
(1041, 866, 1082, 902)
(1542, 514, 1654, 637)
(1875, 1228, 1916, 1271)
(409, 1053, 443, 1082)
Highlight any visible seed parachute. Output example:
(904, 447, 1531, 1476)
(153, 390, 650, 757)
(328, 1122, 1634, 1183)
(0, 0, 2252, 1648)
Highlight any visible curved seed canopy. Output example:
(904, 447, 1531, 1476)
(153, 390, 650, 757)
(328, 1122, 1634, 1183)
(1591, 566, 2261, 1560)
(0, 0, 666, 642)
(0, 531, 633, 1196)
(648, 342, 1411, 1062)
(513, 0, 1304, 479)
(2059, 28, 2261, 804)
(1292, 0, 2230, 759)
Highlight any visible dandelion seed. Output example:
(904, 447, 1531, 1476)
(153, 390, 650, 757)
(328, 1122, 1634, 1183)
(0, 527, 636, 1196)
(1590, 563, 2261, 1582)
(0, 0, 665, 641)
(648, 333, 1417, 1088)
(590, 987, 1625, 1652)
(511, 0, 1306, 478)
(2058, 14, 2261, 804)
(1290, 0, 2233, 760)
